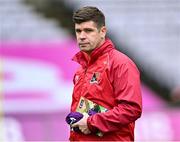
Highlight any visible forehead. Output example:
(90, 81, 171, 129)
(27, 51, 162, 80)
(75, 21, 97, 29)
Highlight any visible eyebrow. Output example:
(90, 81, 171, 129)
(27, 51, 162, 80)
(75, 28, 95, 32)
(75, 28, 81, 32)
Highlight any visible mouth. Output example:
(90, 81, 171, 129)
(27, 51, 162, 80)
(79, 43, 89, 45)
(79, 43, 89, 47)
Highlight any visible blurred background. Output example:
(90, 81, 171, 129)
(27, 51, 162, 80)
(0, 0, 180, 141)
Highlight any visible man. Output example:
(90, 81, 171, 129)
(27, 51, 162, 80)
(68, 6, 142, 141)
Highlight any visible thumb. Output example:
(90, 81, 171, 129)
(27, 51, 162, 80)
(71, 121, 79, 128)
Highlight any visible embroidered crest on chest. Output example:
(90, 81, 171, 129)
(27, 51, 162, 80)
(90, 72, 100, 84)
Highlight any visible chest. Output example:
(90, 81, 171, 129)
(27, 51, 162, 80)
(73, 55, 115, 109)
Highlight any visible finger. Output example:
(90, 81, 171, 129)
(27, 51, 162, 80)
(78, 126, 84, 132)
(79, 127, 91, 134)
(71, 122, 79, 128)
(83, 129, 91, 135)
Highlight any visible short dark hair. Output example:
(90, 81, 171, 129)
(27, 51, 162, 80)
(73, 6, 105, 29)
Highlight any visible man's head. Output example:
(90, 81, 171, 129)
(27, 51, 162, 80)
(73, 6, 105, 29)
(73, 6, 107, 55)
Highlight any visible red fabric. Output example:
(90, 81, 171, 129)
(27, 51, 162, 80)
(70, 38, 142, 141)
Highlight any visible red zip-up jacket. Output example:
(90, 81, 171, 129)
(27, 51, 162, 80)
(70, 38, 142, 141)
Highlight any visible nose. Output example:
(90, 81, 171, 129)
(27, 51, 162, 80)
(79, 31, 86, 40)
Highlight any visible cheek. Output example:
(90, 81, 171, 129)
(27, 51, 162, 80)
(91, 34, 99, 42)
(94, 36, 101, 44)
(91, 37, 98, 45)
(88, 34, 100, 46)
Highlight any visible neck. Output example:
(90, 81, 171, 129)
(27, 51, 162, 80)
(98, 38, 105, 48)
(86, 38, 106, 56)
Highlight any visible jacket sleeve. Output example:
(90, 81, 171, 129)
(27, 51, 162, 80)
(87, 61, 142, 133)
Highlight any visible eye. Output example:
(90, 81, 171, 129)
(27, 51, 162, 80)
(85, 28, 93, 33)
(75, 29, 81, 33)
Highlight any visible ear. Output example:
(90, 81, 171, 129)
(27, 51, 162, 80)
(100, 26, 107, 38)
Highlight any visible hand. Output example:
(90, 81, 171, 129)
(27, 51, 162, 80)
(71, 114, 91, 135)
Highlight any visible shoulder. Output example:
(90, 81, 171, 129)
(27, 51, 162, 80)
(109, 49, 139, 72)
(109, 49, 135, 66)
(75, 66, 84, 74)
